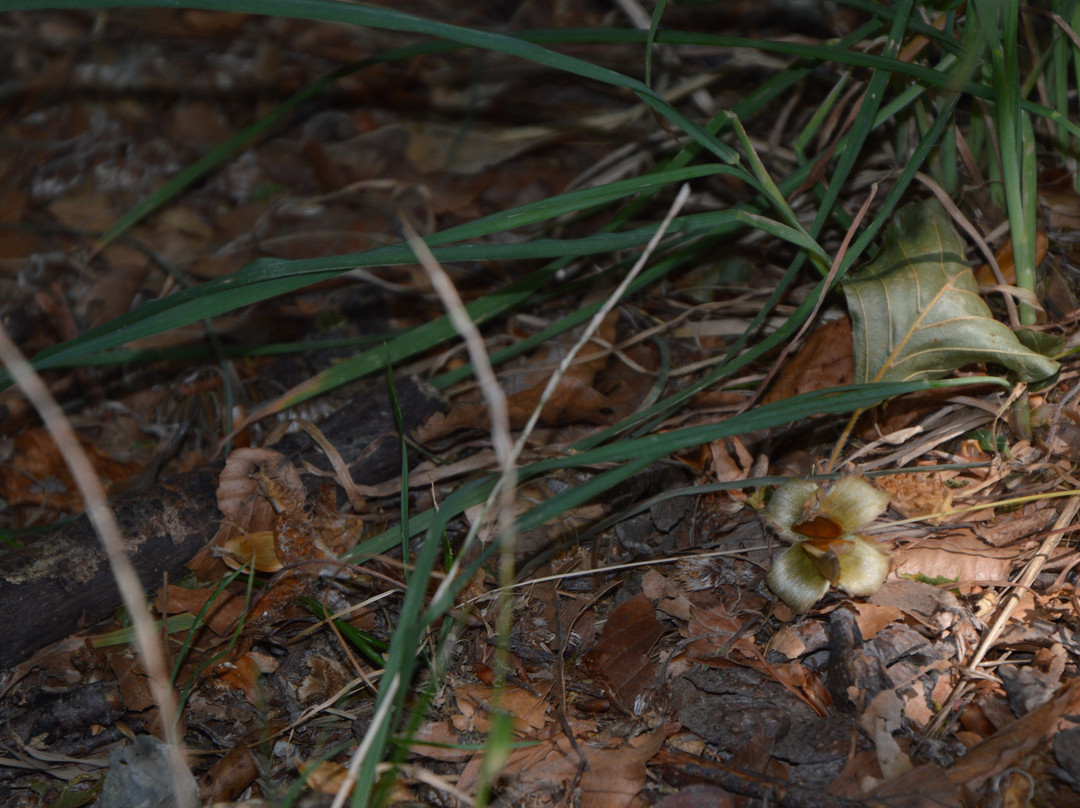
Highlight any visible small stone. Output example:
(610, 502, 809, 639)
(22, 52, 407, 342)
(99, 735, 198, 808)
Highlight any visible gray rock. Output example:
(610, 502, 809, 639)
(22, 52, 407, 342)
(99, 735, 199, 808)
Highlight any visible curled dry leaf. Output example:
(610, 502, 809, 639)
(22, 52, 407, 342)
(189, 447, 307, 578)
(842, 199, 1059, 385)
(874, 471, 953, 522)
(216, 448, 305, 530)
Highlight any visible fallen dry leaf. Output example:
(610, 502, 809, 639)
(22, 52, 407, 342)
(197, 742, 259, 803)
(583, 593, 664, 712)
(453, 682, 551, 734)
(973, 231, 1049, 288)
(458, 722, 668, 808)
(870, 678, 1080, 805)
(418, 375, 617, 442)
(418, 313, 621, 441)
(874, 471, 953, 522)
(218, 530, 283, 573)
(210, 655, 262, 704)
(868, 578, 969, 635)
(849, 602, 902, 640)
(155, 583, 246, 636)
(892, 529, 1029, 590)
(0, 426, 142, 511)
(189, 447, 306, 578)
(762, 316, 853, 404)
(410, 719, 476, 762)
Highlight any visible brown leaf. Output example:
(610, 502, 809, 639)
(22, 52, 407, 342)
(297, 759, 352, 796)
(210, 655, 262, 704)
(682, 591, 759, 662)
(189, 447, 305, 578)
(459, 723, 667, 808)
(410, 719, 475, 762)
(874, 471, 952, 522)
(583, 593, 664, 711)
(1039, 167, 1080, 231)
(580, 726, 668, 808)
(197, 743, 258, 803)
(653, 786, 737, 808)
(48, 189, 116, 232)
(75, 244, 150, 330)
(297, 656, 349, 704)
(452, 682, 552, 734)
(518, 374, 617, 426)
(405, 121, 550, 174)
(868, 579, 965, 632)
(973, 231, 1049, 288)
(856, 386, 992, 439)
(418, 375, 616, 442)
(849, 602, 902, 640)
(762, 317, 853, 404)
(155, 584, 246, 636)
(974, 502, 1057, 548)
(218, 448, 304, 526)
(595, 341, 660, 421)
(0, 427, 142, 512)
(417, 313, 620, 441)
(108, 649, 155, 712)
(218, 530, 282, 573)
(893, 529, 1027, 589)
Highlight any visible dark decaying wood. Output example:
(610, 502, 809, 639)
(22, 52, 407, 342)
(0, 376, 446, 668)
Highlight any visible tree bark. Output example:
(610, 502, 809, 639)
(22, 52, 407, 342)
(0, 375, 446, 668)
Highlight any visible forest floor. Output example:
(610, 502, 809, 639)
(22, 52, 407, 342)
(2, 4, 1080, 808)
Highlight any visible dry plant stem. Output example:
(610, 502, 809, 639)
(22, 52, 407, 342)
(511, 182, 692, 462)
(401, 222, 515, 604)
(747, 184, 877, 415)
(0, 324, 193, 805)
(330, 675, 400, 808)
(401, 220, 518, 805)
(265, 671, 384, 746)
(612, 0, 650, 29)
(1035, 7, 1080, 50)
(327, 219, 518, 808)
(399, 764, 476, 807)
(928, 493, 1080, 738)
(914, 173, 1020, 327)
(463, 544, 769, 605)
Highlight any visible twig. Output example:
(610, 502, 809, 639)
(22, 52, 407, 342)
(927, 492, 1080, 737)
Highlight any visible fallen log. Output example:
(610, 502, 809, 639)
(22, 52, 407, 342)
(0, 375, 446, 668)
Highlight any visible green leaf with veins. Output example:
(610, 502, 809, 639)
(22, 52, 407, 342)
(842, 199, 1059, 385)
